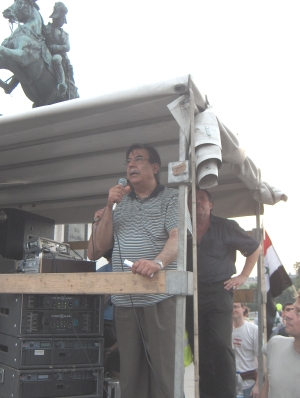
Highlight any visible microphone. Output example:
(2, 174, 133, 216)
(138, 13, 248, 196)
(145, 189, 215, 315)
(93, 178, 128, 223)
(112, 178, 128, 211)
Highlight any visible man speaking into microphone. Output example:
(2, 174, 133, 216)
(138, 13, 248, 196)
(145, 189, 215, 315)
(88, 143, 191, 398)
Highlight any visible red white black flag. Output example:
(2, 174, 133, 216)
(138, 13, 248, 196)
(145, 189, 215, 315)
(264, 231, 293, 339)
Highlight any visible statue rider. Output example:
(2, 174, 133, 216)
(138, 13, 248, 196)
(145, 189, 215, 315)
(45, 2, 75, 95)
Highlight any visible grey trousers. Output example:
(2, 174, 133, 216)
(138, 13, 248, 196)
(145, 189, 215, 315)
(115, 296, 177, 398)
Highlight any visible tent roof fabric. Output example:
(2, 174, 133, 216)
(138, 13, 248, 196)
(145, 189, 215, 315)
(0, 75, 287, 224)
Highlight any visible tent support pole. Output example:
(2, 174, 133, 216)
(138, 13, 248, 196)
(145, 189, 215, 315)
(188, 87, 200, 398)
(174, 125, 188, 397)
(173, 85, 198, 398)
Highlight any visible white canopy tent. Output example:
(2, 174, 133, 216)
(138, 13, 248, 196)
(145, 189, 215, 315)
(0, 75, 286, 224)
(0, 75, 287, 397)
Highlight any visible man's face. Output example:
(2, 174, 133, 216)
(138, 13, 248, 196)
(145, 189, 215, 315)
(285, 298, 300, 337)
(188, 190, 213, 220)
(282, 304, 294, 321)
(126, 149, 159, 187)
(233, 303, 244, 320)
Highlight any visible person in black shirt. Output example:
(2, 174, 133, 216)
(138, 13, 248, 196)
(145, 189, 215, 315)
(186, 188, 261, 398)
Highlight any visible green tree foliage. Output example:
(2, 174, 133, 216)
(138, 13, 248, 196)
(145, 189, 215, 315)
(247, 302, 258, 311)
(294, 262, 300, 291)
(249, 283, 257, 289)
(275, 285, 297, 306)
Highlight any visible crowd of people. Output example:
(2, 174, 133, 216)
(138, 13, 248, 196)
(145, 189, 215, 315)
(87, 142, 300, 398)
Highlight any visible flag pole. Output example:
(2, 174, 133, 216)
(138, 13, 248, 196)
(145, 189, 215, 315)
(292, 284, 298, 296)
(255, 203, 266, 389)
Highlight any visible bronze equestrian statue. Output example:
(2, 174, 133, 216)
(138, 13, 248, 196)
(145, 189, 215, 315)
(0, 0, 79, 108)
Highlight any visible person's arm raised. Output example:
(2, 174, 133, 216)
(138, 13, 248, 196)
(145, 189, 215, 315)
(87, 207, 105, 260)
(88, 184, 131, 260)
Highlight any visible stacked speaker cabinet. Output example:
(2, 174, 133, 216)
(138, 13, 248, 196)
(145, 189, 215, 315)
(0, 294, 105, 398)
(0, 209, 105, 398)
(0, 208, 55, 260)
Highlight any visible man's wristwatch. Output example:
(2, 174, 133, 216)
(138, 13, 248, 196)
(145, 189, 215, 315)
(154, 259, 164, 270)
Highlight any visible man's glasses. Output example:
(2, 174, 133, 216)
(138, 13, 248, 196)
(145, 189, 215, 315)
(123, 156, 150, 165)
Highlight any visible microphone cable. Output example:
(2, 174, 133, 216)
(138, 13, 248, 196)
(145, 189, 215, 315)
(113, 213, 166, 398)
(65, 297, 111, 398)
(90, 182, 166, 398)
(44, 292, 111, 398)
(90, 218, 115, 398)
(91, 209, 165, 398)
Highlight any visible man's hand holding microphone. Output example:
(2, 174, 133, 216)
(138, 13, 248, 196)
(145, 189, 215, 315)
(107, 178, 131, 212)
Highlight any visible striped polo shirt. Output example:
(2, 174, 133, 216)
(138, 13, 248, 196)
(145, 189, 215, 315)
(111, 183, 191, 307)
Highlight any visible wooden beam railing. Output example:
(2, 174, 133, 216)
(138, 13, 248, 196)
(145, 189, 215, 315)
(0, 271, 193, 296)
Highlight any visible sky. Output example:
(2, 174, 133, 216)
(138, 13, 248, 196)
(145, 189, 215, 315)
(0, 0, 299, 275)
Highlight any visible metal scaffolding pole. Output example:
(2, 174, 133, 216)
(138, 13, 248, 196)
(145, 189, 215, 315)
(173, 85, 197, 397)
(173, 128, 189, 397)
(189, 88, 200, 398)
(255, 203, 267, 389)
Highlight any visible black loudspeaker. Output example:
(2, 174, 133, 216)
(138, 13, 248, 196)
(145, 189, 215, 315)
(0, 334, 104, 368)
(0, 364, 104, 398)
(0, 294, 104, 337)
(0, 208, 55, 260)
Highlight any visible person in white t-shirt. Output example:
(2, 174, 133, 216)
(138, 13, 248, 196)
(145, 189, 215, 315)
(232, 303, 259, 398)
(259, 292, 300, 398)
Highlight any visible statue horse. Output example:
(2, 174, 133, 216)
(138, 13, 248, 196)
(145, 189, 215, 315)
(0, 0, 78, 108)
